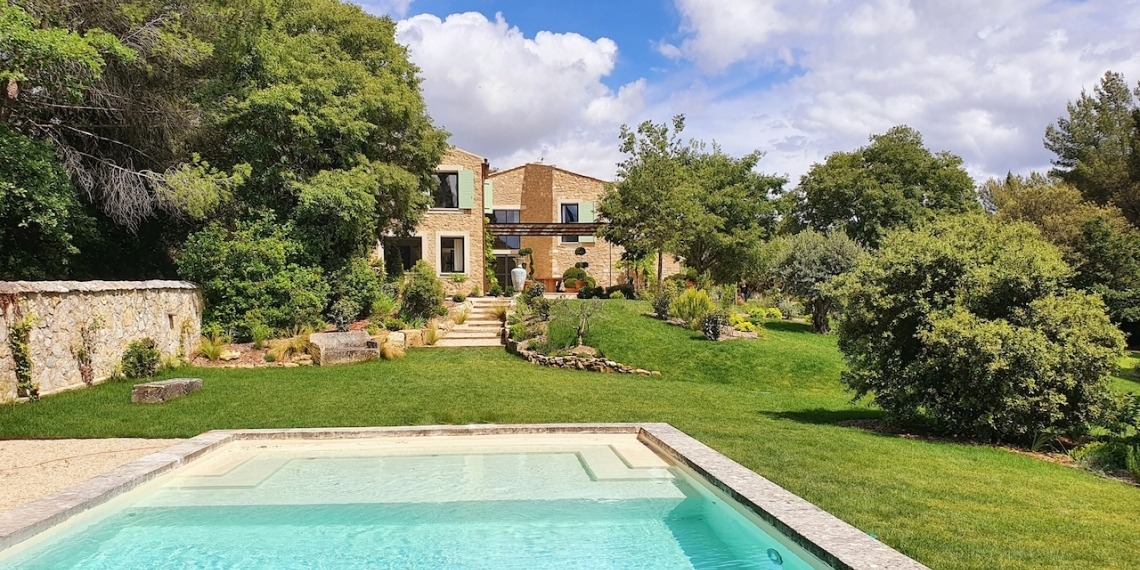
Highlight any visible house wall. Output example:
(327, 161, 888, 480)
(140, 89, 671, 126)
(0, 281, 202, 400)
(396, 147, 486, 296)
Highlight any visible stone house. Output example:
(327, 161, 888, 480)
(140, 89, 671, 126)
(486, 163, 615, 289)
(380, 147, 681, 294)
(381, 147, 488, 296)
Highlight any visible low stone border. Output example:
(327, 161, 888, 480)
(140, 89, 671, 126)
(0, 424, 928, 569)
(505, 340, 660, 376)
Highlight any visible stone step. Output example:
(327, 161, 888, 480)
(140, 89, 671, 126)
(445, 330, 502, 339)
(431, 338, 504, 348)
(454, 321, 502, 329)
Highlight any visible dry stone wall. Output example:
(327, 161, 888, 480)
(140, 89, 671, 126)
(0, 281, 202, 400)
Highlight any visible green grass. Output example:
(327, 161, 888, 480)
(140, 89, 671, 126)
(1112, 350, 1140, 394)
(2, 302, 1139, 569)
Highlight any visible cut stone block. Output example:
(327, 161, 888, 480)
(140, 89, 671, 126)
(402, 329, 424, 348)
(308, 331, 379, 365)
(132, 378, 202, 404)
(386, 331, 406, 349)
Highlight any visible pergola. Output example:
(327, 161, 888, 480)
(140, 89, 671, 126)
(484, 222, 606, 237)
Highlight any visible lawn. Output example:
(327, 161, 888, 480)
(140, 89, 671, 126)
(2, 301, 1138, 569)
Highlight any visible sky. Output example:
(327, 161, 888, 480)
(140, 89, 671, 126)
(357, 0, 1140, 185)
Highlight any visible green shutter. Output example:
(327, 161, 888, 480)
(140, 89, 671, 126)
(483, 180, 493, 214)
(458, 169, 475, 209)
(579, 201, 595, 243)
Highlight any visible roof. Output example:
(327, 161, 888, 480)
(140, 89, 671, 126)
(487, 162, 610, 184)
(446, 146, 485, 161)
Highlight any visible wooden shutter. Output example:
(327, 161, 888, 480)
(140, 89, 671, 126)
(458, 169, 475, 209)
(579, 201, 595, 243)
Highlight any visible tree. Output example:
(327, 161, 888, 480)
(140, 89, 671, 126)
(1045, 71, 1140, 225)
(986, 173, 1140, 340)
(789, 125, 977, 247)
(0, 125, 95, 279)
(832, 214, 1125, 441)
(600, 116, 711, 285)
(771, 230, 863, 333)
(676, 145, 785, 284)
(196, 0, 448, 273)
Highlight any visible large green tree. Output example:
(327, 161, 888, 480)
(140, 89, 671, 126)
(600, 116, 711, 285)
(832, 214, 1125, 441)
(676, 145, 784, 284)
(789, 125, 977, 247)
(986, 173, 1140, 341)
(1045, 71, 1140, 226)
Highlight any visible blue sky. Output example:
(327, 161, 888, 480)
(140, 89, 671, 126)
(360, 0, 1140, 184)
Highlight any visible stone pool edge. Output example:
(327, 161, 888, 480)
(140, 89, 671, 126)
(0, 423, 927, 570)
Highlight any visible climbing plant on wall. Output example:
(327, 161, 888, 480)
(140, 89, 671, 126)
(8, 312, 37, 400)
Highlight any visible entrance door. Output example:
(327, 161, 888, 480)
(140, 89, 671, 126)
(493, 255, 519, 290)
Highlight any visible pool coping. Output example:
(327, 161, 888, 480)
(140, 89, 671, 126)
(0, 423, 928, 569)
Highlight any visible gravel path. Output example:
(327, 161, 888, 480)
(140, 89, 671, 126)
(0, 439, 182, 511)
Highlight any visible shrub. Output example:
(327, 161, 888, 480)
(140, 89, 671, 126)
(522, 282, 546, 304)
(176, 216, 330, 335)
(424, 323, 440, 346)
(609, 291, 626, 300)
(729, 313, 759, 333)
(765, 307, 783, 320)
(537, 313, 579, 354)
(489, 283, 503, 297)
(246, 317, 274, 350)
(122, 338, 161, 379)
(405, 315, 426, 330)
(670, 288, 715, 329)
(604, 284, 636, 299)
(776, 299, 802, 319)
(329, 298, 360, 332)
(562, 266, 588, 289)
(331, 257, 385, 322)
(370, 293, 397, 320)
(509, 323, 528, 342)
(452, 294, 467, 303)
(702, 312, 728, 341)
(197, 331, 229, 361)
(471, 285, 482, 297)
(530, 297, 553, 321)
(651, 281, 681, 319)
(267, 329, 311, 362)
(383, 317, 408, 331)
(400, 260, 445, 321)
(490, 303, 511, 323)
(380, 343, 406, 360)
(833, 214, 1126, 441)
(577, 284, 604, 299)
(1072, 442, 1135, 474)
(263, 352, 277, 363)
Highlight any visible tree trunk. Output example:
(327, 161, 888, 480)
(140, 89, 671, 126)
(657, 250, 664, 286)
(812, 299, 830, 334)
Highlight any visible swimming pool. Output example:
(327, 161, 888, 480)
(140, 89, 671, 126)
(0, 425, 927, 569)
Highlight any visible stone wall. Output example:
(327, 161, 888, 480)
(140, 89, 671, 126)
(0, 281, 202, 400)
(384, 146, 486, 297)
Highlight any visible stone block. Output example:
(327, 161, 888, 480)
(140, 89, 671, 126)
(402, 329, 424, 348)
(386, 331, 406, 349)
(131, 378, 202, 404)
(308, 331, 379, 365)
(317, 348, 379, 366)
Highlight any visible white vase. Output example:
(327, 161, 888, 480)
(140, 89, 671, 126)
(510, 266, 527, 291)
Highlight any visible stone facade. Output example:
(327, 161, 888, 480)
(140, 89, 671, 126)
(0, 281, 202, 400)
(487, 163, 684, 289)
(381, 147, 487, 296)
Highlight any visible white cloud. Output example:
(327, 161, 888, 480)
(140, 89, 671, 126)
(396, 12, 644, 179)
(663, 0, 1140, 183)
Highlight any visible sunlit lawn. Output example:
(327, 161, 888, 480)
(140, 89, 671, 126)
(2, 302, 1138, 569)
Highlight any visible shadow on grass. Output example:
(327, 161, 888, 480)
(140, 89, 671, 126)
(762, 320, 814, 334)
(759, 408, 884, 425)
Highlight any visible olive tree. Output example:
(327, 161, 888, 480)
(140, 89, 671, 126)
(832, 214, 1125, 441)
(772, 230, 863, 333)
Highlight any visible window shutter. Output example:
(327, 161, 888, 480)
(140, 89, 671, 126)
(483, 180, 493, 214)
(458, 169, 475, 209)
(579, 201, 595, 243)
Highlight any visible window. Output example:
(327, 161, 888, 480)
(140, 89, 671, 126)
(440, 236, 465, 273)
(561, 203, 579, 243)
(433, 172, 459, 208)
(492, 209, 520, 249)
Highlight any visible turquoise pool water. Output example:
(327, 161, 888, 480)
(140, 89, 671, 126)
(2, 445, 825, 569)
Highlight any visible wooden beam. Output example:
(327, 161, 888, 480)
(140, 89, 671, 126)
(485, 223, 605, 237)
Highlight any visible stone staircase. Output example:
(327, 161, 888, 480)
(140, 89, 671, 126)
(432, 297, 513, 348)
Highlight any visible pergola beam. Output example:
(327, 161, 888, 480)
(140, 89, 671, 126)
(484, 223, 605, 237)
